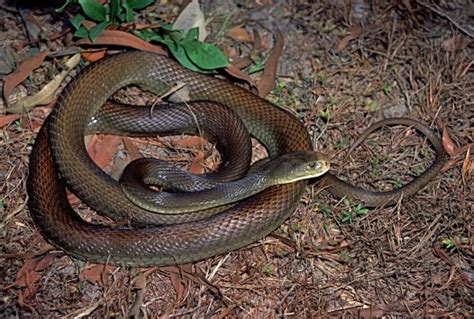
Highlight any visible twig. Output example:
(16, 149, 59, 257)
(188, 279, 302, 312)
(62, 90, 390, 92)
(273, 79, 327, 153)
(418, 2, 474, 38)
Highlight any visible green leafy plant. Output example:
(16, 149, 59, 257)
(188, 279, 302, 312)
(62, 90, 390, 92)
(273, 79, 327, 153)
(58, 0, 229, 72)
(60, 0, 154, 41)
(441, 238, 457, 251)
(262, 264, 273, 275)
(341, 203, 368, 224)
(138, 26, 228, 72)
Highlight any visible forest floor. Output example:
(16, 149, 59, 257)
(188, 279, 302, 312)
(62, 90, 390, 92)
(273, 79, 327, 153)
(1, 0, 473, 317)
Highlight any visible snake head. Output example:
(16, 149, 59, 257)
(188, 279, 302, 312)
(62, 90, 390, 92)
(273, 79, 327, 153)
(268, 151, 330, 185)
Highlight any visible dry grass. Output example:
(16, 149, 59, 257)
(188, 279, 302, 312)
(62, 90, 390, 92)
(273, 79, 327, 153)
(1, 0, 472, 317)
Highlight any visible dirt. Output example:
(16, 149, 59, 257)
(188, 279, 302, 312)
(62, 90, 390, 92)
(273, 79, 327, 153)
(1, 0, 473, 318)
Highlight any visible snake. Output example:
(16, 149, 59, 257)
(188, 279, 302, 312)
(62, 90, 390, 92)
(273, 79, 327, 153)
(27, 51, 447, 266)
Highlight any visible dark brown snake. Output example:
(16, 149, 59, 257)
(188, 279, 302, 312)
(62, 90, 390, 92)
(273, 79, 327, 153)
(27, 51, 447, 266)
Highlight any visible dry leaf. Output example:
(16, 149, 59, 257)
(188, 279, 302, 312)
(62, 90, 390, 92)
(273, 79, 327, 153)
(123, 137, 142, 160)
(224, 64, 256, 87)
(0, 114, 22, 127)
(335, 26, 363, 53)
(81, 50, 106, 62)
(189, 151, 205, 174)
(169, 271, 186, 302)
(34, 255, 54, 272)
(3, 51, 48, 103)
(6, 54, 81, 114)
(461, 146, 472, 181)
(79, 264, 115, 286)
(228, 26, 251, 42)
(86, 134, 123, 169)
(170, 135, 207, 149)
(78, 30, 166, 55)
(172, 0, 207, 41)
(441, 35, 469, 52)
(442, 125, 457, 157)
(257, 30, 284, 97)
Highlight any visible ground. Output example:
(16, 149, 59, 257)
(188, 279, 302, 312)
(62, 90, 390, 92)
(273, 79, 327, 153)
(1, 0, 473, 318)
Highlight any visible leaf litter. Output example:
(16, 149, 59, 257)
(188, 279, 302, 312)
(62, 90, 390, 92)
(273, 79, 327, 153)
(1, 1, 473, 317)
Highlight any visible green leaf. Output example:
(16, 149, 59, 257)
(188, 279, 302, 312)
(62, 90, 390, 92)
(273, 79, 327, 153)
(184, 40, 229, 70)
(126, 0, 154, 10)
(78, 0, 107, 22)
(88, 21, 109, 42)
(70, 13, 85, 30)
(137, 29, 163, 42)
(110, 0, 121, 23)
(122, 2, 134, 23)
(74, 26, 89, 38)
(185, 27, 199, 41)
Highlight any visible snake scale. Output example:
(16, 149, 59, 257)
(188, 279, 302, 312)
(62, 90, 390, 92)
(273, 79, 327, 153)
(27, 51, 447, 266)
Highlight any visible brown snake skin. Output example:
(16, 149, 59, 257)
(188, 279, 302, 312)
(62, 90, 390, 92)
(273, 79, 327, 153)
(27, 51, 447, 266)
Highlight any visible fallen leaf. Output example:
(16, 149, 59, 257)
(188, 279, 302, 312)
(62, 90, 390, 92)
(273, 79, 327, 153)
(170, 135, 207, 149)
(6, 54, 81, 113)
(0, 114, 22, 127)
(81, 50, 106, 62)
(224, 64, 256, 88)
(257, 29, 284, 97)
(3, 51, 48, 103)
(231, 56, 253, 70)
(78, 30, 167, 55)
(19, 8, 42, 43)
(169, 271, 186, 302)
(34, 255, 54, 272)
(86, 134, 123, 169)
(442, 125, 457, 157)
(79, 264, 115, 286)
(123, 137, 142, 160)
(335, 26, 363, 53)
(228, 26, 251, 42)
(189, 151, 205, 174)
(461, 146, 472, 182)
(172, 0, 207, 41)
(441, 35, 470, 52)
(14, 258, 41, 288)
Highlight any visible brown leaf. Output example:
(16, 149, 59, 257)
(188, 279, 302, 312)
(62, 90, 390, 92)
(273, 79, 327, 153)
(335, 26, 363, 53)
(123, 137, 142, 161)
(231, 56, 253, 70)
(461, 146, 472, 181)
(169, 271, 186, 302)
(3, 51, 48, 103)
(441, 35, 470, 53)
(189, 151, 205, 174)
(79, 264, 115, 286)
(0, 114, 22, 127)
(86, 134, 123, 169)
(442, 125, 457, 157)
(81, 50, 106, 62)
(77, 30, 167, 55)
(6, 54, 81, 114)
(223, 64, 256, 87)
(34, 255, 54, 272)
(170, 135, 207, 149)
(228, 26, 251, 42)
(14, 258, 41, 288)
(257, 30, 284, 97)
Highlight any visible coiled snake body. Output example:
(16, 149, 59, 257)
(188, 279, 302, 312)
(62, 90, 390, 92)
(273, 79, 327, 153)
(27, 51, 447, 266)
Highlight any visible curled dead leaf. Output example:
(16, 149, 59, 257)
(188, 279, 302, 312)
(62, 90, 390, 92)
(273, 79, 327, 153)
(6, 54, 81, 114)
(3, 51, 48, 103)
(257, 29, 284, 97)
(78, 30, 167, 55)
(228, 26, 251, 42)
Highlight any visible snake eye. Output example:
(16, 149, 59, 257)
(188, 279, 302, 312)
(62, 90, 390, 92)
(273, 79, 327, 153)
(308, 161, 320, 170)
